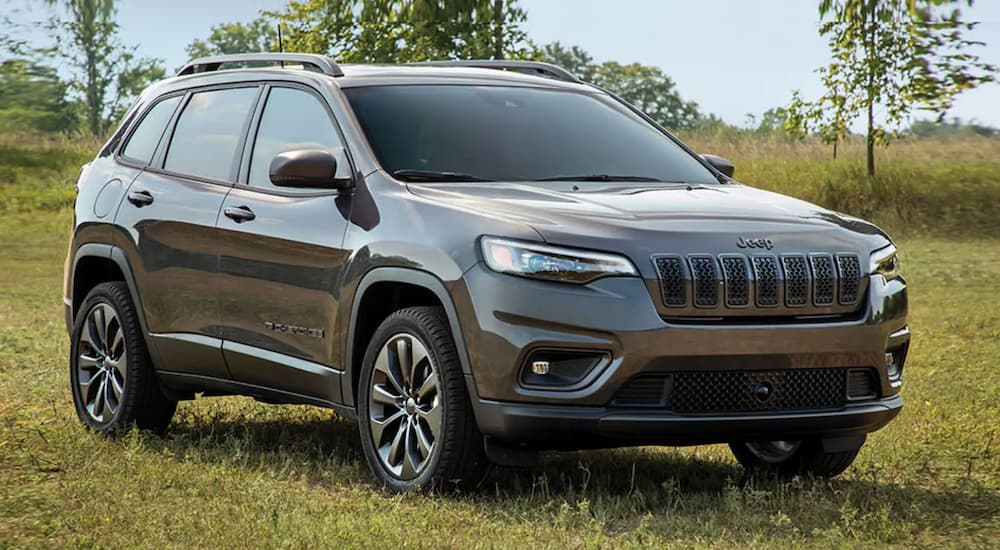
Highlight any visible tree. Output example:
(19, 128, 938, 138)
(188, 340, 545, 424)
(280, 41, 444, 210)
(49, 0, 165, 135)
(0, 9, 77, 132)
(186, 17, 278, 59)
(0, 60, 77, 133)
(789, 0, 995, 177)
(263, 0, 530, 63)
(538, 42, 703, 131)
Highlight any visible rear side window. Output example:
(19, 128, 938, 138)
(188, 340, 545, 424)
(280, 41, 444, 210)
(248, 87, 346, 189)
(121, 96, 181, 163)
(164, 87, 258, 181)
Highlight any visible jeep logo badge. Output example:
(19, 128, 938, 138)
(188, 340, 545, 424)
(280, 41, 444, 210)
(737, 237, 774, 250)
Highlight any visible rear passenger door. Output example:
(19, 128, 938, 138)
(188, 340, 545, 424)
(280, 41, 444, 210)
(216, 84, 354, 404)
(114, 85, 261, 380)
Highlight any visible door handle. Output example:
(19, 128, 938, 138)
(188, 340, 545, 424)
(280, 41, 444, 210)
(223, 205, 256, 223)
(127, 190, 154, 207)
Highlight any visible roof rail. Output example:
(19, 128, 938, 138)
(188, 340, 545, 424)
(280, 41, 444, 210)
(177, 53, 344, 77)
(407, 60, 582, 84)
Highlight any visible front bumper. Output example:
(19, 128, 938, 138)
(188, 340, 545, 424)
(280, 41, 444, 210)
(450, 263, 908, 447)
(472, 392, 902, 449)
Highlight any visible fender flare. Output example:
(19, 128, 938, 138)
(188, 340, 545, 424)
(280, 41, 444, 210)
(71, 243, 160, 364)
(344, 267, 475, 407)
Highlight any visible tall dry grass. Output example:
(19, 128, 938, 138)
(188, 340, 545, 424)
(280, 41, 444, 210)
(680, 132, 1000, 237)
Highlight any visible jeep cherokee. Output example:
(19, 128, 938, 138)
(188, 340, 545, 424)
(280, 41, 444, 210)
(64, 53, 909, 492)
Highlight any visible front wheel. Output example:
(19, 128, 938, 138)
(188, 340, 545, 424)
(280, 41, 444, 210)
(729, 437, 864, 478)
(357, 307, 483, 492)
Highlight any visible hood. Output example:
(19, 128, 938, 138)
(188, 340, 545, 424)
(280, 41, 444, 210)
(407, 181, 891, 274)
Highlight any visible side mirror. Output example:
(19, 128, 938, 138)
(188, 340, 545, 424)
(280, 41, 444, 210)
(269, 148, 353, 190)
(700, 154, 735, 178)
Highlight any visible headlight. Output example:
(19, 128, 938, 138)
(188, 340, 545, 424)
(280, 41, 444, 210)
(870, 244, 900, 281)
(480, 237, 639, 284)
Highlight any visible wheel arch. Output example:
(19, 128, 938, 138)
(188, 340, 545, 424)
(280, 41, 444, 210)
(71, 243, 158, 362)
(345, 267, 475, 408)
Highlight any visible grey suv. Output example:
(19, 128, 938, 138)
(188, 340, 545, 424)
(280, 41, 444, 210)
(64, 53, 909, 492)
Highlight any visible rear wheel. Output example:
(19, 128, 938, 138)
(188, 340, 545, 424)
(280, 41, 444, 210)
(729, 438, 863, 478)
(357, 306, 483, 492)
(70, 282, 176, 434)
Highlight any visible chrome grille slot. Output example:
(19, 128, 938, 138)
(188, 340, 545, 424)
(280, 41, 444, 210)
(752, 255, 780, 307)
(720, 256, 750, 307)
(654, 256, 686, 307)
(689, 256, 719, 307)
(781, 255, 809, 307)
(810, 254, 836, 306)
(837, 254, 861, 304)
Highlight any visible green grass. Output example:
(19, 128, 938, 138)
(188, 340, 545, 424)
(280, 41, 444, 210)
(1, 137, 999, 548)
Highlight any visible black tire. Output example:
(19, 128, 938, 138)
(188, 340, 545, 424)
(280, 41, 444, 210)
(357, 306, 483, 492)
(70, 281, 177, 434)
(729, 438, 862, 478)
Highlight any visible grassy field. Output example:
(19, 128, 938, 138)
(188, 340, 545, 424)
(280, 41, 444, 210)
(1, 136, 998, 548)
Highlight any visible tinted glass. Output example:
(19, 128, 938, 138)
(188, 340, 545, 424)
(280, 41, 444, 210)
(164, 87, 258, 181)
(343, 85, 717, 184)
(121, 96, 180, 163)
(249, 87, 345, 188)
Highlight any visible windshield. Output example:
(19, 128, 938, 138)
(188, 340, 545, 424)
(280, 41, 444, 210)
(342, 85, 719, 184)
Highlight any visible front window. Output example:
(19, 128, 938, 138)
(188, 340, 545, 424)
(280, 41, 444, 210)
(342, 85, 717, 184)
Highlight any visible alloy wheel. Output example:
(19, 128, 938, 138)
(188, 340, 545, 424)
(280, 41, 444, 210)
(745, 440, 801, 463)
(75, 302, 128, 424)
(367, 333, 442, 480)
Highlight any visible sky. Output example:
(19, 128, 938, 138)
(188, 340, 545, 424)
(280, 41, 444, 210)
(8, 0, 1000, 129)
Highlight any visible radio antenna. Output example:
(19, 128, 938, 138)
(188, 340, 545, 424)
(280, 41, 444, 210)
(277, 24, 284, 67)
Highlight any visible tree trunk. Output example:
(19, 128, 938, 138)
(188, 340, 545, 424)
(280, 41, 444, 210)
(493, 0, 503, 60)
(866, 101, 875, 178)
(833, 139, 838, 160)
(865, 0, 876, 178)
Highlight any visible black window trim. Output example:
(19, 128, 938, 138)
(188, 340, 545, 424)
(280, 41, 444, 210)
(235, 81, 358, 198)
(125, 82, 265, 188)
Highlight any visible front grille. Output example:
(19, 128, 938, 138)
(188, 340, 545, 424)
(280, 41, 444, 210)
(612, 375, 669, 407)
(782, 255, 810, 307)
(612, 368, 863, 413)
(654, 256, 686, 307)
(690, 256, 719, 307)
(752, 255, 780, 307)
(721, 256, 749, 307)
(652, 251, 864, 317)
(837, 255, 861, 304)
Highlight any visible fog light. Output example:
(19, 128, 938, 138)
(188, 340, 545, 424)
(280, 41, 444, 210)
(520, 349, 610, 389)
(885, 343, 908, 381)
(531, 361, 550, 375)
(884, 352, 896, 376)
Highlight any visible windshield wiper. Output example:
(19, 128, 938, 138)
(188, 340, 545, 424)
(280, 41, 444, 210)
(533, 174, 666, 183)
(391, 169, 494, 182)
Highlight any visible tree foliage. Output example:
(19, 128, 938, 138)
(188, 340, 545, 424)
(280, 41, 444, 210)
(186, 18, 278, 59)
(0, 9, 77, 133)
(49, 0, 165, 135)
(538, 42, 702, 131)
(262, 0, 529, 63)
(788, 0, 996, 176)
(0, 60, 77, 133)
